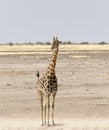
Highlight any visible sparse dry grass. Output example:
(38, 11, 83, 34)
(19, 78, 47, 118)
(61, 44, 109, 51)
(0, 70, 30, 75)
(0, 44, 109, 52)
(69, 55, 90, 58)
(0, 44, 109, 55)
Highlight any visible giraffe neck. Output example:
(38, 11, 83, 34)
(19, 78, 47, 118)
(46, 48, 58, 76)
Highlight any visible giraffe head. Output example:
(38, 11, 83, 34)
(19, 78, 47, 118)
(51, 37, 61, 50)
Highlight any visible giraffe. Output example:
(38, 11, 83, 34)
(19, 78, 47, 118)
(36, 37, 61, 126)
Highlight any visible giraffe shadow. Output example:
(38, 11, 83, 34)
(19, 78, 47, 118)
(38, 124, 64, 130)
(54, 123, 64, 127)
(39, 123, 64, 129)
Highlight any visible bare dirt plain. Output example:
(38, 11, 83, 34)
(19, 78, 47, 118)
(0, 45, 109, 130)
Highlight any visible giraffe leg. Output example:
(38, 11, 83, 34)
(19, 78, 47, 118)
(52, 95, 56, 126)
(47, 95, 50, 126)
(41, 97, 44, 126)
(44, 99, 47, 125)
(37, 90, 44, 126)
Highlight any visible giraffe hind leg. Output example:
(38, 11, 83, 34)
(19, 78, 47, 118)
(44, 98, 47, 125)
(37, 90, 44, 126)
(41, 97, 44, 126)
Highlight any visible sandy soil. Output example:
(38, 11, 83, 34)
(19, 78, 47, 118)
(0, 45, 109, 130)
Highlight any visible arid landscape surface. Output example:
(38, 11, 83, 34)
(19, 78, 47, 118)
(0, 45, 109, 130)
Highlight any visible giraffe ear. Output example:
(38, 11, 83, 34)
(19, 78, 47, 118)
(56, 37, 58, 41)
(53, 37, 55, 42)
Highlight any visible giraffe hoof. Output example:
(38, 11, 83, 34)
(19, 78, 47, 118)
(47, 124, 50, 127)
(52, 121, 56, 126)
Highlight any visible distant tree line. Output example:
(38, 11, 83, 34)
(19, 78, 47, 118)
(0, 41, 108, 45)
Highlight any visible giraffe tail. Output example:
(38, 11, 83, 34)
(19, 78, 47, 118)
(36, 71, 40, 78)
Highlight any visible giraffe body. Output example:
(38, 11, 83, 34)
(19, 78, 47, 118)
(36, 37, 60, 126)
(37, 74, 58, 96)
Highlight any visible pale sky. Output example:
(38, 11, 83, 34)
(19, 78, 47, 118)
(0, 0, 109, 43)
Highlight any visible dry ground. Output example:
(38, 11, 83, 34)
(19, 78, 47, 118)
(0, 45, 109, 130)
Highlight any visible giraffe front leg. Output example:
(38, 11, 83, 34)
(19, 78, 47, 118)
(52, 95, 56, 126)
